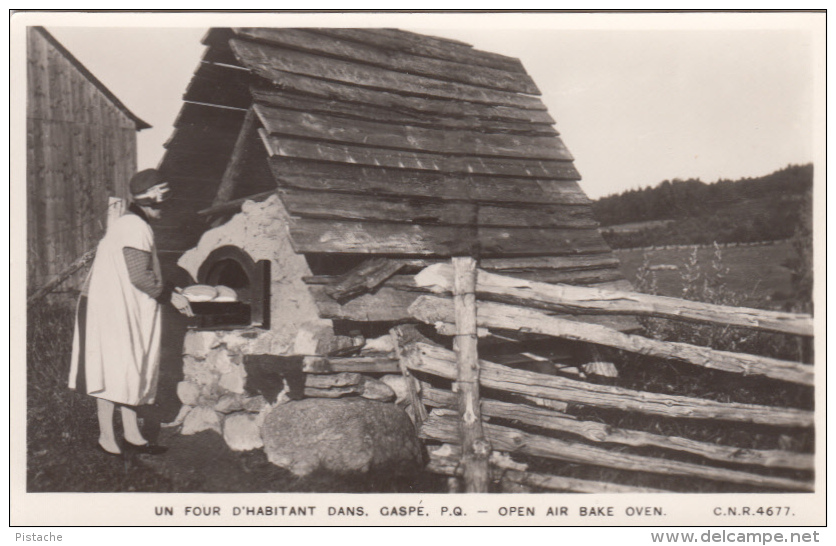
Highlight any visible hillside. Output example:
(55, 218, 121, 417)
(593, 164, 813, 249)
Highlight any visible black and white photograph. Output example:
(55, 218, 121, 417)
(10, 10, 826, 529)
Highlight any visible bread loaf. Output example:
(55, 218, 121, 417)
(214, 285, 238, 302)
(182, 284, 217, 302)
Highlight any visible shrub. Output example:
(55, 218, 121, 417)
(633, 244, 808, 362)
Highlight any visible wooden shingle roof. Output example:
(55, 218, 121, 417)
(158, 28, 627, 288)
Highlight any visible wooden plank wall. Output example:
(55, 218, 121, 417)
(26, 28, 138, 293)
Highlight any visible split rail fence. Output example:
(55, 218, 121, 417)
(391, 259, 815, 493)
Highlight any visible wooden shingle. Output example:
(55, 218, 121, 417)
(157, 27, 631, 296)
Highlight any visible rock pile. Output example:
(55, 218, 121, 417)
(173, 328, 271, 450)
(173, 326, 412, 454)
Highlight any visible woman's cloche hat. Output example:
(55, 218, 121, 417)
(130, 169, 170, 206)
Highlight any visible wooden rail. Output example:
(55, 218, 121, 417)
(402, 342, 813, 428)
(421, 384, 813, 470)
(414, 263, 813, 337)
(27, 248, 95, 305)
(410, 296, 813, 386)
(421, 411, 813, 492)
(301, 355, 399, 374)
(427, 444, 668, 493)
(397, 263, 814, 493)
(323, 258, 407, 301)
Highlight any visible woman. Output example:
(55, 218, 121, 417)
(69, 169, 193, 456)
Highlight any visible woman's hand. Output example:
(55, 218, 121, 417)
(171, 291, 194, 317)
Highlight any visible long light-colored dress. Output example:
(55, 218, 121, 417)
(69, 213, 162, 406)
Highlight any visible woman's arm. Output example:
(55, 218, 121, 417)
(122, 247, 170, 302)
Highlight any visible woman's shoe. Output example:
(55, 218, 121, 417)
(123, 441, 168, 455)
(96, 442, 122, 457)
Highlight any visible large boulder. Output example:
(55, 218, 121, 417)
(261, 397, 422, 477)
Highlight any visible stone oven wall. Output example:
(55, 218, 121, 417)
(171, 195, 345, 449)
(178, 194, 324, 354)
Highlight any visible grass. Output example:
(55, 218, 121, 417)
(615, 240, 802, 310)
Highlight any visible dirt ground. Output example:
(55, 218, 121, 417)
(136, 427, 445, 493)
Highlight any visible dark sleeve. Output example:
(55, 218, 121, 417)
(123, 247, 170, 302)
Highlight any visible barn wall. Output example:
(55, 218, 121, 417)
(26, 28, 139, 294)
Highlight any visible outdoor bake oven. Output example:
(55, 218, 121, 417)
(186, 245, 270, 330)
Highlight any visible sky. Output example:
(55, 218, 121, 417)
(40, 13, 818, 200)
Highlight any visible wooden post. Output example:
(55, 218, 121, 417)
(452, 256, 490, 492)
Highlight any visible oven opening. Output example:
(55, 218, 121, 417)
(203, 259, 252, 302)
(189, 245, 270, 330)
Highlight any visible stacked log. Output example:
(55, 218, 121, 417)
(303, 371, 397, 401)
